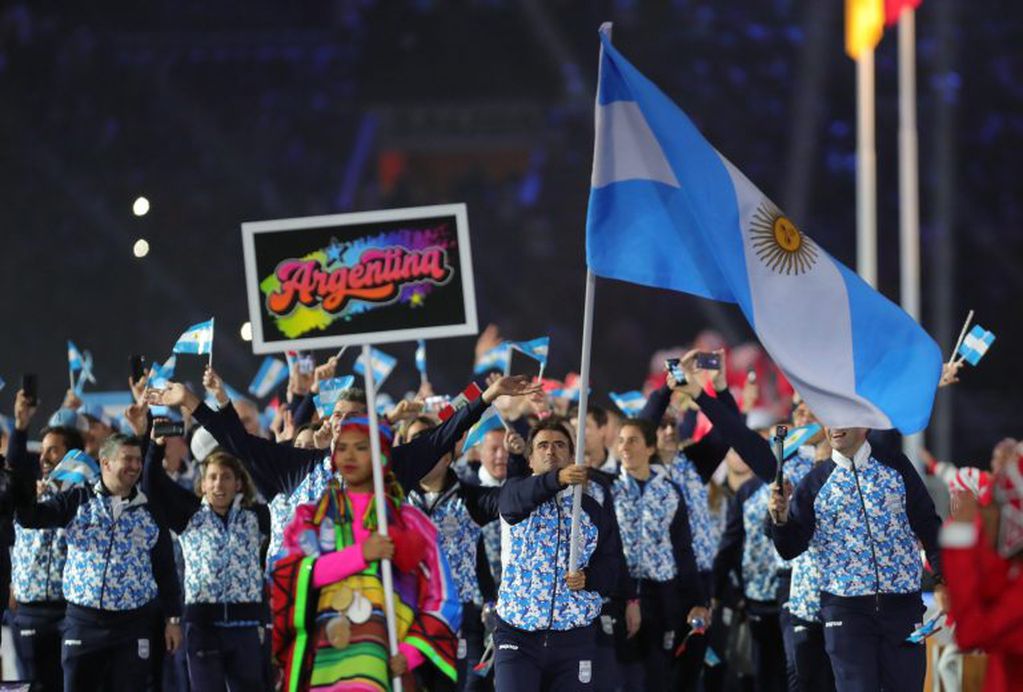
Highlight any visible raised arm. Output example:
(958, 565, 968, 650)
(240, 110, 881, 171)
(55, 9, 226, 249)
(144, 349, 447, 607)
(769, 468, 822, 560)
(141, 440, 201, 534)
(151, 525, 183, 618)
(499, 470, 563, 525)
(460, 483, 501, 526)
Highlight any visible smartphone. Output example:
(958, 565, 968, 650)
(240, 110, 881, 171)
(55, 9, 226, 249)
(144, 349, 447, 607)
(695, 352, 721, 370)
(21, 374, 37, 405)
(130, 354, 147, 382)
(665, 358, 686, 384)
(153, 420, 185, 438)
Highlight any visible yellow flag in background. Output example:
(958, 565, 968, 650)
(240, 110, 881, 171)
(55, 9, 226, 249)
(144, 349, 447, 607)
(846, 0, 885, 59)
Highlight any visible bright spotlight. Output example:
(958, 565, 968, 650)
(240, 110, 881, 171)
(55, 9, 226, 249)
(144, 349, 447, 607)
(133, 196, 150, 216)
(133, 238, 150, 258)
(240, 321, 253, 342)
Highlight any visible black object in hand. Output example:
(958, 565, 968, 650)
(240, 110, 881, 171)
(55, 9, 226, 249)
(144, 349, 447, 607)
(21, 374, 37, 405)
(153, 420, 185, 438)
(695, 352, 721, 370)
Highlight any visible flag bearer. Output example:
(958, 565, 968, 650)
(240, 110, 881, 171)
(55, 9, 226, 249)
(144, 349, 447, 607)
(493, 418, 624, 692)
(12, 432, 182, 691)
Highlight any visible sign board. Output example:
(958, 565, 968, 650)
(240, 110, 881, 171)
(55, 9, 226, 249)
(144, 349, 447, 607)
(242, 204, 477, 353)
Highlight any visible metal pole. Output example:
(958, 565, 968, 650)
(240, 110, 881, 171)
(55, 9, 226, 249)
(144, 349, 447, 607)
(856, 49, 878, 288)
(360, 344, 403, 692)
(897, 9, 923, 467)
(568, 270, 596, 572)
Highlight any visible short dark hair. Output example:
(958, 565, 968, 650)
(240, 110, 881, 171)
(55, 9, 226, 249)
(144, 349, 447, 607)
(620, 418, 657, 448)
(99, 433, 142, 460)
(400, 415, 436, 444)
(527, 417, 575, 455)
(339, 387, 367, 405)
(40, 426, 86, 454)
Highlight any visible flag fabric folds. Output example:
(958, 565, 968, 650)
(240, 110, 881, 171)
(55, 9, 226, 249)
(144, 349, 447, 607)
(884, 0, 921, 25)
(67, 341, 84, 372)
(48, 449, 100, 493)
(474, 344, 511, 375)
(462, 407, 506, 450)
(958, 326, 995, 366)
(148, 355, 177, 389)
(585, 26, 941, 434)
(609, 391, 647, 417)
(248, 356, 289, 398)
(353, 348, 397, 386)
(846, 0, 885, 59)
(173, 319, 215, 355)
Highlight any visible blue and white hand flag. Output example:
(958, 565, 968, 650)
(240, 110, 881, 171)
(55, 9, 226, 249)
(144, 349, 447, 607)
(415, 340, 428, 377)
(148, 355, 177, 389)
(474, 343, 511, 375)
(585, 25, 941, 433)
(462, 407, 507, 450)
(318, 375, 356, 417)
(375, 393, 395, 416)
(47, 449, 100, 492)
(0, 376, 5, 393)
(511, 337, 550, 367)
(173, 318, 215, 356)
(67, 341, 84, 372)
(354, 348, 397, 386)
(74, 351, 97, 395)
(248, 356, 289, 398)
(609, 391, 647, 417)
(783, 423, 823, 460)
(957, 325, 995, 366)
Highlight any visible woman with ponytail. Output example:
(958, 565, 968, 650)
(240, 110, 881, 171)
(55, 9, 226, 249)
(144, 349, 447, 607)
(271, 417, 461, 692)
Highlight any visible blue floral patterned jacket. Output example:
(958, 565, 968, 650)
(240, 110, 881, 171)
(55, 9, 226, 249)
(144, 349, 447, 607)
(772, 442, 942, 598)
(496, 470, 623, 631)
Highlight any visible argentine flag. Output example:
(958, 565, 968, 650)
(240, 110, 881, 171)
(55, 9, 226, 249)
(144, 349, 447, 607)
(462, 407, 506, 450)
(67, 341, 85, 372)
(148, 355, 177, 389)
(586, 25, 941, 433)
(248, 356, 288, 398)
(474, 343, 511, 375)
(48, 449, 100, 492)
(511, 337, 550, 367)
(354, 348, 397, 386)
(610, 390, 647, 417)
(173, 319, 215, 356)
(415, 340, 428, 375)
(957, 325, 994, 366)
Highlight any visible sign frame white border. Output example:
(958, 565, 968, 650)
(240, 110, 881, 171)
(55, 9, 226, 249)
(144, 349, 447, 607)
(241, 203, 478, 354)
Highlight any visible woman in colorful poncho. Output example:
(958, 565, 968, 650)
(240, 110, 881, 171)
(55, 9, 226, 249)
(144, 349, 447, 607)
(271, 417, 462, 691)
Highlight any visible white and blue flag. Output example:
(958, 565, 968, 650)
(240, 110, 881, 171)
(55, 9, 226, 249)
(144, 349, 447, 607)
(354, 348, 397, 386)
(415, 340, 427, 376)
(48, 449, 100, 492)
(957, 325, 995, 366)
(586, 25, 941, 433)
(248, 356, 289, 398)
(462, 407, 506, 450)
(148, 355, 177, 389)
(783, 423, 823, 460)
(511, 337, 550, 367)
(67, 341, 84, 372)
(173, 318, 215, 355)
(609, 390, 647, 417)
(474, 343, 511, 375)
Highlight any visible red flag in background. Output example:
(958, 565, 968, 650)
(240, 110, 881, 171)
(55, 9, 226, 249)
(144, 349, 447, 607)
(885, 0, 922, 25)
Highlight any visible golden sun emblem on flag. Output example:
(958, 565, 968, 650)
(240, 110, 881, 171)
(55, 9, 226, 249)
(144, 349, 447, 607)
(749, 201, 818, 275)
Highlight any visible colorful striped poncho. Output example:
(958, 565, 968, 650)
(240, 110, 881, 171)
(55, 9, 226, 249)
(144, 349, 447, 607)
(271, 479, 462, 692)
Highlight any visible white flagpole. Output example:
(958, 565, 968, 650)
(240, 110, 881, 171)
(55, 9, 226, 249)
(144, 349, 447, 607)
(897, 8, 923, 465)
(856, 48, 878, 287)
(208, 318, 215, 370)
(949, 309, 974, 364)
(360, 343, 403, 692)
(569, 270, 596, 573)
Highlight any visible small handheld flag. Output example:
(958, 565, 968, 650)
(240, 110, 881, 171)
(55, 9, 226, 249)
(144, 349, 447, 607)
(438, 383, 482, 422)
(47, 449, 100, 493)
(173, 318, 215, 360)
(906, 613, 943, 644)
(462, 407, 507, 450)
(319, 376, 356, 404)
(148, 355, 177, 389)
(67, 341, 84, 372)
(415, 340, 428, 382)
(354, 348, 397, 386)
(248, 356, 289, 399)
(0, 376, 5, 393)
(74, 351, 97, 395)
(474, 343, 511, 375)
(609, 391, 647, 416)
(511, 337, 550, 367)
(783, 423, 823, 460)
(957, 325, 995, 366)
